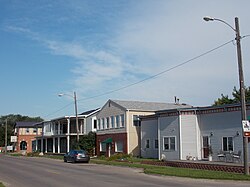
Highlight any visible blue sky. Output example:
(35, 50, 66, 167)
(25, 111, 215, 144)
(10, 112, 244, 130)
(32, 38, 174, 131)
(1, 0, 250, 120)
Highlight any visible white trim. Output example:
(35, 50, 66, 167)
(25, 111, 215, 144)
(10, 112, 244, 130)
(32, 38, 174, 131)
(179, 115, 182, 159)
(195, 114, 201, 159)
(158, 117, 160, 160)
(126, 111, 129, 154)
(163, 136, 177, 151)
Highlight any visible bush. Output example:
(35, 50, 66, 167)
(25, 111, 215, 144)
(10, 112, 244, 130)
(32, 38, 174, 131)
(27, 151, 40, 157)
(107, 153, 131, 161)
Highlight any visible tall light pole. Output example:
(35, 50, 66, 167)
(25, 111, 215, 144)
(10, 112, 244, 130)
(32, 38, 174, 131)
(58, 91, 80, 143)
(203, 16, 249, 175)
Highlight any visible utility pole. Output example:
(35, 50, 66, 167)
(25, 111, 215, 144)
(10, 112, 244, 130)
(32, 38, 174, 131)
(74, 91, 79, 143)
(235, 17, 249, 175)
(203, 16, 249, 175)
(5, 119, 7, 154)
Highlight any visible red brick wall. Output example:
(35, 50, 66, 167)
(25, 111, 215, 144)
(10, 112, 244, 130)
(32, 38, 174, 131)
(96, 133, 127, 157)
(17, 135, 36, 153)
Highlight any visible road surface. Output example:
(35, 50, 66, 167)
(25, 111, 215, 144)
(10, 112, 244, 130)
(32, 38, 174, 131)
(0, 154, 249, 187)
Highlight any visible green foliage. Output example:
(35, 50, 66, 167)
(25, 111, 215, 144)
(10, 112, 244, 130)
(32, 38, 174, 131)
(78, 132, 96, 156)
(213, 86, 250, 106)
(0, 114, 43, 147)
(107, 153, 132, 161)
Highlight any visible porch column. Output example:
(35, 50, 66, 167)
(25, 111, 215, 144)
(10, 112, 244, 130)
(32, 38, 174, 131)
(41, 138, 44, 153)
(53, 137, 55, 153)
(45, 138, 47, 153)
(67, 135, 70, 153)
(58, 121, 61, 135)
(67, 118, 70, 134)
(58, 137, 60, 153)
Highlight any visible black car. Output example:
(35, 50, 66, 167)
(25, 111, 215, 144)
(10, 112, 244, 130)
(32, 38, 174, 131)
(64, 150, 90, 163)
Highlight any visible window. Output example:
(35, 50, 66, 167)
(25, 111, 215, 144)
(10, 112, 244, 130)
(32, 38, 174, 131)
(163, 137, 176, 151)
(115, 141, 123, 152)
(33, 128, 37, 134)
(101, 118, 105, 129)
(146, 139, 150, 149)
(100, 142, 106, 152)
(99, 119, 101, 129)
(154, 139, 158, 149)
(111, 116, 115, 128)
(116, 115, 120, 128)
(133, 115, 141, 126)
(26, 128, 30, 133)
(222, 137, 233, 151)
(106, 117, 110, 129)
(120, 114, 125, 127)
(93, 119, 97, 129)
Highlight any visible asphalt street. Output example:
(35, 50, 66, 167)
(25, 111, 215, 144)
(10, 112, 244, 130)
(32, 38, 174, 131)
(0, 154, 249, 187)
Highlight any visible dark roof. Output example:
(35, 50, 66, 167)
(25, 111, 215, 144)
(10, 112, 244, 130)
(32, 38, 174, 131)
(111, 99, 191, 112)
(79, 108, 100, 116)
(15, 121, 40, 128)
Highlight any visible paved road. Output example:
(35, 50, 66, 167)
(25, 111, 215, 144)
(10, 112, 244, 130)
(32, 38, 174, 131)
(0, 154, 249, 187)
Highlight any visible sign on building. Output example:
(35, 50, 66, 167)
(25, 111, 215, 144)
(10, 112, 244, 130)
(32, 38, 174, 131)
(11, 136, 17, 142)
(242, 120, 250, 137)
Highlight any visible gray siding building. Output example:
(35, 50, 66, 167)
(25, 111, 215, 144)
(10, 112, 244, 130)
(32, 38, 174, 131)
(141, 103, 250, 161)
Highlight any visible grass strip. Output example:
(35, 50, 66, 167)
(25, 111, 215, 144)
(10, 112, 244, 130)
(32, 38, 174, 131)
(90, 159, 250, 181)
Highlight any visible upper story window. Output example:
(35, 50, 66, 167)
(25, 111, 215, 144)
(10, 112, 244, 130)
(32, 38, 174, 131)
(116, 115, 120, 128)
(111, 116, 115, 128)
(106, 117, 110, 129)
(93, 119, 97, 129)
(101, 118, 105, 129)
(97, 119, 100, 130)
(120, 114, 125, 127)
(26, 128, 30, 133)
(33, 128, 37, 134)
(133, 115, 141, 126)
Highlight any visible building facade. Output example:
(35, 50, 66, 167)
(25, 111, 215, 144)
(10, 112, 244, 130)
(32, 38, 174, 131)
(14, 122, 42, 153)
(35, 108, 99, 153)
(141, 103, 250, 161)
(96, 99, 189, 157)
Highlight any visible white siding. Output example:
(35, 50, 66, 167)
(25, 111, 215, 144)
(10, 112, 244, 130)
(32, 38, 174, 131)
(180, 114, 199, 160)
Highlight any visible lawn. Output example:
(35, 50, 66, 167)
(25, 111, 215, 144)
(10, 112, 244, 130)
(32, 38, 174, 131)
(90, 159, 250, 181)
(0, 182, 5, 187)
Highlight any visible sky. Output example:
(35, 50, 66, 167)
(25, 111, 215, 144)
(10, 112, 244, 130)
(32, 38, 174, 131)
(1, 0, 250, 120)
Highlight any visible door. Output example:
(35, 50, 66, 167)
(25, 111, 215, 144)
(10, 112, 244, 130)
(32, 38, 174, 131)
(202, 136, 209, 159)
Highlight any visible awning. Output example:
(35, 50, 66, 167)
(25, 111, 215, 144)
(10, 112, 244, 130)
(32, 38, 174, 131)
(102, 138, 112, 144)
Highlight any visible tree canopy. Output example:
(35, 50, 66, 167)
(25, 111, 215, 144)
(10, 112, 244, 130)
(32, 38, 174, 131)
(0, 114, 43, 147)
(213, 86, 250, 106)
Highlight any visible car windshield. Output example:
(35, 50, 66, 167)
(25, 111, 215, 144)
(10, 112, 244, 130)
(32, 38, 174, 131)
(76, 150, 86, 154)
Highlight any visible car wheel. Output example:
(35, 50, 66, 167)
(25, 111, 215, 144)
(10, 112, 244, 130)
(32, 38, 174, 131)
(64, 158, 67, 162)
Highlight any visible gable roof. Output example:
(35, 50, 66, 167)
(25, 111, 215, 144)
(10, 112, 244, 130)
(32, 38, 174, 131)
(15, 121, 40, 128)
(111, 99, 191, 112)
(79, 108, 100, 116)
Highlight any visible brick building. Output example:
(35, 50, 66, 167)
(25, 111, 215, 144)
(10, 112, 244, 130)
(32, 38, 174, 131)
(14, 122, 42, 153)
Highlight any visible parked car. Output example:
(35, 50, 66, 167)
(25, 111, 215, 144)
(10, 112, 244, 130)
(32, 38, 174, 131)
(64, 150, 90, 163)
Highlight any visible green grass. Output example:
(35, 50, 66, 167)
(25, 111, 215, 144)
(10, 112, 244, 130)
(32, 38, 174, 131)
(90, 159, 250, 181)
(0, 182, 5, 187)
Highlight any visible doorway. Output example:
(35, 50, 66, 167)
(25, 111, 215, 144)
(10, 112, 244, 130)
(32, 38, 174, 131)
(202, 136, 210, 159)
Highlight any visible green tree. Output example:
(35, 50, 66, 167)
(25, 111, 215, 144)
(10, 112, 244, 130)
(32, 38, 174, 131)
(213, 86, 250, 106)
(78, 132, 96, 156)
(0, 114, 43, 147)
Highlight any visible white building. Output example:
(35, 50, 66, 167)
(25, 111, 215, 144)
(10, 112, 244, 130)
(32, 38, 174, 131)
(35, 108, 100, 153)
(141, 103, 250, 162)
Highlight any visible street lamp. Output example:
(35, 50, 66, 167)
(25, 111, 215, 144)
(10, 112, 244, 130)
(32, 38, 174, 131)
(58, 91, 79, 143)
(203, 16, 249, 175)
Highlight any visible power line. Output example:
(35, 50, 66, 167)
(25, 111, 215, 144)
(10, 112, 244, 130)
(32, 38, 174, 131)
(43, 36, 250, 118)
(78, 39, 234, 102)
